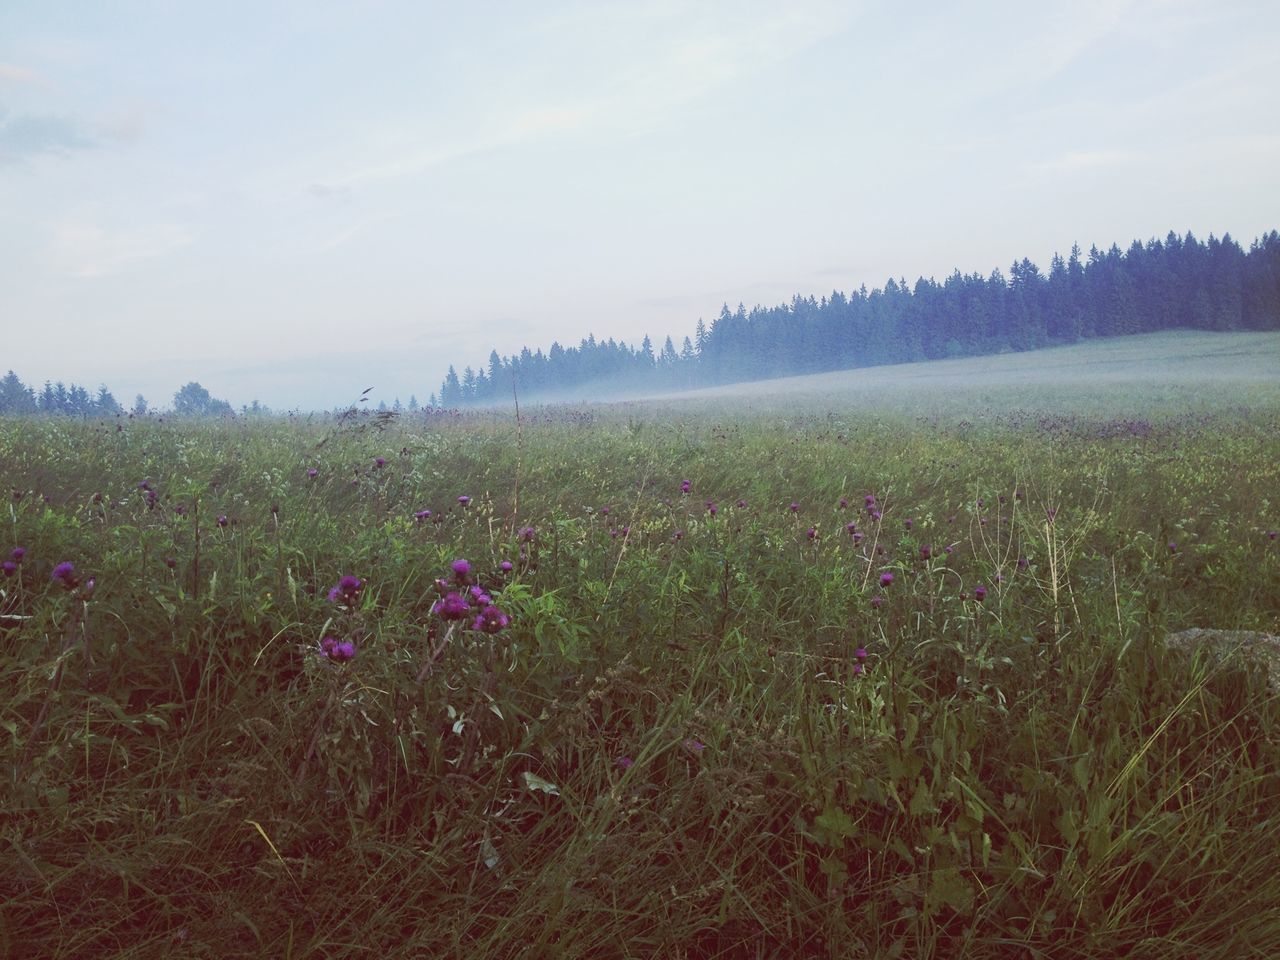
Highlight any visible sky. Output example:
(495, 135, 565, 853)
(2, 0, 1278, 411)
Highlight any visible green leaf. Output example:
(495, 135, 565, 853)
(814, 804, 857, 839)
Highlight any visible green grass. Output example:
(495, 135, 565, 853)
(2, 370, 1279, 957)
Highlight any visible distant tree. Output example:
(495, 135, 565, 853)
(133, 394, 148, 415)
(173, 382, 233, 416)
(95, 385, 122, 415)
(407, 395, 419, 412)
(0, 371, 37, 414)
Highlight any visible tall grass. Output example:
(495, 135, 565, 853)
(1, 399, 1278, 958)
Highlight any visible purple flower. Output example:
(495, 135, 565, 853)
(164, 556, 177, 569)
(870, 595, 884, 609)
(789, 501, 800, 513)
(974, 584, 987, 602)
(472, 604, 510, 634)
(520, 526, 536, 542)
(864, 494, 875, 507)
(707, 501, 717, 516)
(10, 547, 25, 563)
(879, 571, 894, 588)
(374, 457, 386, 469)
(51, 561, 77, 588)
(457, 495, 471, 506)
(871, 510, 882, 522)
(853, 531, 863, 543)
(469, 585, 492, 606)
(500, 560, 513, 573)
(846, 522, 858, 536)
(328, 574, 362, 604)
(682, 738, 706, 755)
(736, 499, 747, 509)
(615, 756, 635, 770)
(904, 518, 913, 530)
(451, 558, 471, 582)
(435, 592, 470, 621)
(1267, 531, 1277, 541)
(1168, 541, 1177, 553)
(1017, 556, 1029, 570)
(414, 509, 432, 521)
(307, 468, 318, 479)
(680, 479, 691, 494)
(1, 561, 15, 577)
(839, 498, 848, 509)
(600, 505, 611, 516)
(217, 515, 228, 528)
(321, 636, 338, 655)
(806, 526, 817, 540)
(855, 647, 868, 662)
(919, 545, 931, 560)
(852, 662, 865, 676)
(673, 529, 684, 541)
(327, 639, 356, 662)
(944, 544, 953, 555)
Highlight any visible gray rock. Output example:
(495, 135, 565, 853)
(1163, 629, 1280, 693)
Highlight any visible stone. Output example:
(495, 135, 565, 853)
(1162, 629, 1280, 693)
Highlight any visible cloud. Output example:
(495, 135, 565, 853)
(47, 220, 194, 278)
(1035, 149, 1144, 175)
(0, 63, 42, 84)
(0, 111, 97, 162)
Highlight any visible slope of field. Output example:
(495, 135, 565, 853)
(642, 330, 1280, 413)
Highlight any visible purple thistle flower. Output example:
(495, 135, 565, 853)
(520, 526, 536, 542)
(374, 456, 386, 469)
(871, 510, 882, 522)
(451, 558, 471, 582)
(1267, 530, 1278, 541)
(904, 518, 913, 530)
(620, 526, 630, 537)
(920, 544, 931, 560)
(846, 522, 858, 536)
(217, 515, 228, 528)
(977, 498, 985, 509)
(600, 505, 611, 516)
(51, 561, 77, 588)
(615, 756, 635, 770)
(707, 501, 717, 516)
(1046, 508, 1057, 524)
(307, 468, 318, 479)
(457, 495, 471, 506)
(944, 544, 953, 555)
(879, 571, 894, 587)
(870, 595, 884, 609)
(1017, 556, 1029, 570)
(472, 604, 510, 634)
(852, 662, 865, 676)
(1168, 541, 1177, 553)
(1, 561, 15, 577)
(736, 499, 747, 509)
(330, 640, 357, 662)
(853, 531, 863, 543)
(435, 592, 470, 620)
(469, 585, 492, 606)
(854, 646, 868, 661)
(806, 526, 817, 540)
(11, 547, 25, 563)
(682, 738, 706, 755)
(839, 498, 848, 509)
(321, 636, 338, 655)
(329, 575, 362, 604)
(673, 530, 684, 541)
(864, 494, 875, 507)
(500, 560, 514, 573)
(789, 501, 800, 513)
(414, 509, 432, 521)
(974, 584, 987, 602)
(680, 479, 691, 494)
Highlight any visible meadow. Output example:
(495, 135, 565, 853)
(2, 334, 1280, 958)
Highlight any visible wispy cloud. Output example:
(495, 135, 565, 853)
(0, 111, 96, 162)
(0, 62, 43, 84)
(1035, 149, 1144, 174)
(47, 220, 194, 278)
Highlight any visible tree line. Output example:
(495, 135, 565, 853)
(0, 377, 239, 417)
(434, 229, 1280, 405)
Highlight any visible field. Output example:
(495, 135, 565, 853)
(3, 332, 1280, 958)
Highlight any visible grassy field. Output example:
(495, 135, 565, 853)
(3, 332, 1280, 958)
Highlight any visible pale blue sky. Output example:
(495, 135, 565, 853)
(2, 0, 1278, 410)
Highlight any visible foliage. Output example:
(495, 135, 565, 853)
(1, 381, 1278, 958)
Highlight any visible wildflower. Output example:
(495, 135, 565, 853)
(904, 518, 913, 530)
(451, 558, 471, 582)
(673, 530, 684, 541)
(472, 604, 510, 634)
(846, 522, 857, 536)
(434, 592, 470, 620)
(854, 646, 868, 661)
(920, 544, 931, 560)
(871, 510, 882, 521)
(1, 561, 15, 577)
(307, 468, 318, 479)
(852, 662, 865, 676)
(457, 495, 471, 506)
(1168, 541, 1177, 553)
(736, 499, 747, 509)
(217, 515, 228, 528)
(870, 595, 884, 609)
(51, 561, 77, 589)
(880, 571, 894, 587)
(414, 509, 432, 521)
(853, 531, 863, 543)
(944, 544, 953, 555)
(164, 556, 177, 569)
(620, 526, 631, 537)
(1017, 556, 1029, 570)
(468, 585, 492, 606)
(11, 547, 24, 563)
(790, 501, 800, 513)
(864, 494, 875, 507)
(600, 505, 611, 516)
(615, 756, 635, 770)
(974, 584, 988, 602)
(1268, 531, 1277, 541)
(680, 479, 691, 494)
(500, 560, 513, 573)
(374, 457, 386, 469)
(321, 636, 338, 656)
(1046, 508, 1057, 524)
(839, 497, 848, 509)
(977, 498, 985, 509)
(520, 526, 536, 542)
(682, 738, 706, 755)
(707, 501, 717, 516)
(807, 526, 817, 540)
(328, 575, 362, 604)
(326, 639, 356, 662)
